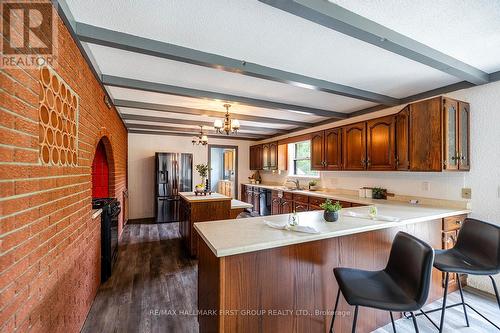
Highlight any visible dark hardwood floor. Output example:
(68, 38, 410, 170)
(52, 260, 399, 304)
(81, 223, 198, 333)
(82, 222, 498, 333)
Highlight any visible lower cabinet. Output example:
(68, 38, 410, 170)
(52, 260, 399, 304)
(271, 191, 293, 215)
(442, 214, 467, 289)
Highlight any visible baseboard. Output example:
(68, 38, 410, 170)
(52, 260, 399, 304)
(127, 217, 155, 224)
(464, 285, 497, 300)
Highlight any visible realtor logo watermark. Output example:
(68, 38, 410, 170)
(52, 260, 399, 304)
(1, 0, 58, 68)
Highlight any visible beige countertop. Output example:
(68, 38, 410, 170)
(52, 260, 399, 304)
(179, 191, 231, 203)
(231, 199, 253, 210)
(194, 202, 470, 258)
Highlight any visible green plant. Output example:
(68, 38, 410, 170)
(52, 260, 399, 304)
(320, 199, 342, 213)
(372, 187, 387, 199)
(195, 164, 211, 178)
(308, 180, 318, 187)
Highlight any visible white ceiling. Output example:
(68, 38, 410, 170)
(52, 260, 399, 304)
(64, 0, 500, 139)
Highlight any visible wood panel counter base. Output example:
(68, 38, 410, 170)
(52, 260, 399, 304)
(198, 219, 445, 333)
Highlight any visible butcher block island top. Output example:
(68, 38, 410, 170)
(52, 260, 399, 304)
(194, 203, 470, 257)
(179, 191, 231, 202)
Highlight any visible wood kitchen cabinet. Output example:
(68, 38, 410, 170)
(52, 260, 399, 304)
(395, 106, 410, 170)
(249, 144, 263, 170)
(443, 99, 470, 171)
(262, 142, 278, 170)
(277, 143, 288, 171)
(366, 115, 395, 170)
(271, 191, 293, 215)
(442, 214, 467, 290)
(343, 122, 367, 170)
(311, 128, 342, 171)
(293, 194, 309, 212)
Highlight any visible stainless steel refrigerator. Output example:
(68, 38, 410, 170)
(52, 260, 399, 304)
(155, 153, 193, 223)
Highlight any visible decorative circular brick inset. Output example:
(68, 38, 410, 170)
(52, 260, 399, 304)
(50, 110, 58, 128)
(51, 146, 59, 165)
(40, 104, 50, 125)
(46, 89, 55, 109)
(41, 145, 50, 164)
(72, 94, 77, 108)
(57, 116, 63, 131)
(55, 96, 62, 115)
(39, 124, 45, 142)
(72, 123, 76, 136)
(55, 130, 62, 147)
(51, 74, 59, 95)
(69, 106, 75, 121)
(39, 82, 45, 103)
(60, 149, 67, 164)
(60, 82, 67, 102)
(63, 133, 69, 148)
(64, 103, 70, 119)
(46, 127, 54, 145)
(40, 67, 51, 87)
(72, 151, 77, 165)
(70, 136, 75, 150)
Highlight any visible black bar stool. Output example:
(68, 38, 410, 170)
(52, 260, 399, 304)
(329, 232, 434, 333)
(419, 218, 500, 332)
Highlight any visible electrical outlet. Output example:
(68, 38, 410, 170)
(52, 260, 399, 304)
(461, 188, 471, 199)
(421, 182, 430, 191)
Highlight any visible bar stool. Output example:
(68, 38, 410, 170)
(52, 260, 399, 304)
(329, 232, 434, 333)
(419, 218, 500, 332)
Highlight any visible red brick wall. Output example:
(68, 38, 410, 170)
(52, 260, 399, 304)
(0, 7, 128, 333)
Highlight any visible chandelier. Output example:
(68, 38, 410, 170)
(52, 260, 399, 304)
(192, 125, 208, 146)
(214, 104, 240, 135)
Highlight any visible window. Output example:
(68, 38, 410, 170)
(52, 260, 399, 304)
(288, 141, 319, 177)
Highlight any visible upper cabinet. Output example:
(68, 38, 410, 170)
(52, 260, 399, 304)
(311, 128, 342, 171)
(395, 107, 410, 170)
(366, 115, 395, 170)
(249, 144, 263, 170)
(343, 122, 366, 170)
(250, 96, 470, 173)
(251, 141, 284, 171)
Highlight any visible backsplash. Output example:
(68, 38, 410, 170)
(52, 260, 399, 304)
(260, 170, 468, 202)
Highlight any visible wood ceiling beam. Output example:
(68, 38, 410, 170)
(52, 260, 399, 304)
(260, 0, 489, 85)
(76, 22, 399, 105)
(114, 99, 309, 128)
(127, 129, 262, 141)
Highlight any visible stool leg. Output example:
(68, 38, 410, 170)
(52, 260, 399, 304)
(329, 289, 340, 333)
(410, 312, 419, 333)
(351, 306, 359, 333)
(490, 275, 500, 310)
(389, 312, 396, 333)
(439, 272, 450, 333)
(456, 273, 470, 327)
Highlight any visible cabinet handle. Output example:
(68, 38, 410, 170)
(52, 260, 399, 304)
(455, 220, 462, 225)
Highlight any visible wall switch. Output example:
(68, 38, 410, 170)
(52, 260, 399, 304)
(462, 188, 472, 199)
(421, 182, 430, 191)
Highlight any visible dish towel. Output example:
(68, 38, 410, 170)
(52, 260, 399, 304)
(265, 220, 320, 234)
(342, 210, 401, 222)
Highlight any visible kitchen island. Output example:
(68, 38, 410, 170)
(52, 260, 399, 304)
(194, 203, 470, 333)
(179, 192, 252, 257)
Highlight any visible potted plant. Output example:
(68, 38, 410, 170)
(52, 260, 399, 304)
(320, 199, 342, 222)
(308, 180, 319, 191)
(195, 164, 211, 191)
(372, 187, 387, 199)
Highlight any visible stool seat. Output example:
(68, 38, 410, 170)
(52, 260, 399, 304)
(434, 248, 500, 275)
(334, 268, 419, 312)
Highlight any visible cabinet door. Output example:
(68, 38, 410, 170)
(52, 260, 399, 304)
(409, 97, 442, 171)
(367, 116, 395, 170)
(294, 202, 309, 212)
(310, 131, 325, 170)
(324, 128, 342, 170)
(249, 145, 263, 170)
(269, 142, 278, 170)
(262, 144, 270, 170)
(395, 107, 410, 170)
(458, 102, 470, 171)
(309, 204, 322, 211)
(277, 144, 288, 171)
(271, 197, 281, 215)
(343, 122, 366, 170)
(442, 230, 459, 288)
(443, 99, 459, 170)
(281, 199, 292, 214)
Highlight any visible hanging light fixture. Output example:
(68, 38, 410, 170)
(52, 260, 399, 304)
(192, 125, 208, 146)
(214, 104, 240, 135)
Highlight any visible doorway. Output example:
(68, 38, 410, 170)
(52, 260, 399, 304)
(208, 145, 238, 198)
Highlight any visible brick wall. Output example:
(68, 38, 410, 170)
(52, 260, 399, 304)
(0, 6, 128, 333)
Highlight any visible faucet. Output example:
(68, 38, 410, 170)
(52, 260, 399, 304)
(285, 178, 300, 190)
